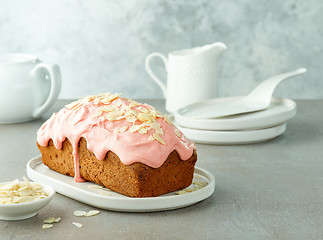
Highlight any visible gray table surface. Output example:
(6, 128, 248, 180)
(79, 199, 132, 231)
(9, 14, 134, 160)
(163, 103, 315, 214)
(0, 99, 322, 240)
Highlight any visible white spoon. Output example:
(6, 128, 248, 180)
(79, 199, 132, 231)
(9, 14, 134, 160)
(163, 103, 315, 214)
(192, 68, 307, 119)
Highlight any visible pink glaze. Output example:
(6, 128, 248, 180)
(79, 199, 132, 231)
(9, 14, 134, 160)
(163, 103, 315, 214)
(37, 95, 195, 182)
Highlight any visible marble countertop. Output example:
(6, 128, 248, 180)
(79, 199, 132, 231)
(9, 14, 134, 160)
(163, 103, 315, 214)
(0, 99, 322, 240)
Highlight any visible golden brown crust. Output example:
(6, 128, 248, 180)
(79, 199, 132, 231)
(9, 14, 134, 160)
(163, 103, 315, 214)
(37, 138, 197, 198)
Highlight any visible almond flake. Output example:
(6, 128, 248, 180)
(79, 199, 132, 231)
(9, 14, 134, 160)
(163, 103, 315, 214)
(16, 189, 32, 197)
(0, 179, 19, 190)
(106, 114, 117, 121)
(55, 217, 61, 223)
(119, 126, 128, 133)
(124, 110, 131, 117)
(164, 114, 173, 125)
(115, 100, 122, 107)
(44, 217, 56, 224)
(88, 185, 103, 189)
(156, 128, 163, 135)
(183, 188, 195, 193)
(115, 116, 125, 120)
(113, 125, 128, 133)
(85, 210, 100, 217)
(32, 185, 43, 192)
(150, 122, 160, 129)
(129, 125, 142, 133)
(126, 116, 137, 123)
(128, 100, 139, 107)
(139, 107, 148, 113)
(112, 110, 123, 117)
(153, 133, 166, 145)
(100, 191, 112, 196)
(0, 198, 12, 204)
(93, 98, 101, 105)
(176, 190, 187, 195)
(137, 129, 145, 134)
(148, 135, 154, 142)
(12, 196, 21, 203)
(93, 110, 103, 117)
(150, 109, 158, 118)
(193, 181, 208, 188)
(174, 129, 181, 138)
(42, 224, 54, 229)
(17, 186, 28, 191)
(73, 210, 87, 217)
(138, 127, 147, 134)
(100, 106, 115, 112)
(138, 113, 154, 122)
(129, 109, 138, 115)
(18, 196, 34, 203)
(72, 222, 83, 228)
(82, 96, 93, 102)
(80, 93, 121, 106)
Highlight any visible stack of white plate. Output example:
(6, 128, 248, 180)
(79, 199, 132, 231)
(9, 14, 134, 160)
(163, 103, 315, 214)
(173, 96, 297, 145)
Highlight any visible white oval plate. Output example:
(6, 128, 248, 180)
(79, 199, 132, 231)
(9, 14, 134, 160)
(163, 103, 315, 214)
(27, 156, 215, 212)
(175, 97, 296, 130)
(175, 122, 286, 145)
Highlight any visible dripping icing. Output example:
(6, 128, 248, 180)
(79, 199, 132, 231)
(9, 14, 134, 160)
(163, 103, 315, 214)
(37, 93, 195, 182)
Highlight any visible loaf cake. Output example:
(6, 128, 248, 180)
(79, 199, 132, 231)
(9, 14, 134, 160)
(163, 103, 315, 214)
(37, 93, 197, 198)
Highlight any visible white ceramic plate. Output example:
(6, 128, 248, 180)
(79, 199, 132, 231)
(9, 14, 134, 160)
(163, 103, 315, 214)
(175, 97, 296, 130)
(175, 122, 286, 145)
(27, 156, 215, 212)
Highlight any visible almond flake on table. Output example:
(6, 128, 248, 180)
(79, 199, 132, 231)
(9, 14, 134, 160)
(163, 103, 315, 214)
(85, 210, 100, 217)
(73, 210, 87, 217)
(72, 222, 83, 228)
(43, 217, 56, 224)
(42, 224, 54, 229)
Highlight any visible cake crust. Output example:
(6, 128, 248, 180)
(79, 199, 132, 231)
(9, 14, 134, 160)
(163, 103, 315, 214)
(37, 138, 197, 198)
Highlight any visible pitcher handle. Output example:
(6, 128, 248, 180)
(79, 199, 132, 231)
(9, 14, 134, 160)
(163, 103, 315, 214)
(31, 63, 62, 118)
(145, 53, 168, 97)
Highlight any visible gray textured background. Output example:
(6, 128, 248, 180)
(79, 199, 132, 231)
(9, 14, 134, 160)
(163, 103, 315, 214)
(0, 0, 321, 99)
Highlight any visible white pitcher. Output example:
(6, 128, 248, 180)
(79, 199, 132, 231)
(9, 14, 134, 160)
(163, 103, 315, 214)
(0, 53, 61, 123)
(145, 42, 227, 113)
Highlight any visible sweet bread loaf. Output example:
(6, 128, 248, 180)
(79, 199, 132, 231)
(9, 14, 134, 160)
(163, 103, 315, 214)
(37, 93, 197, 197)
